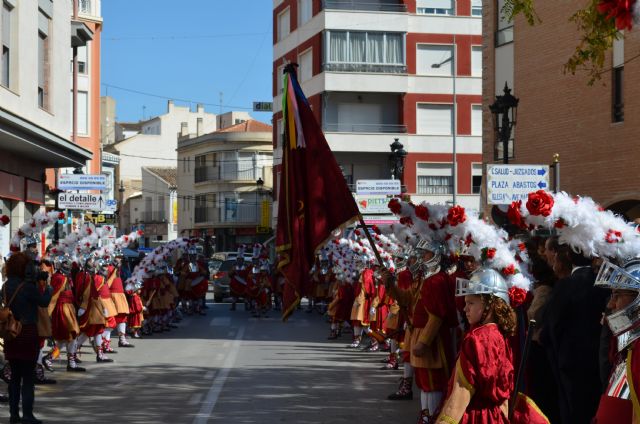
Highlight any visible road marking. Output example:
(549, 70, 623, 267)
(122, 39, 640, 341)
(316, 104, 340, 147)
(222, 341, 230, 348)
(189, 393, 203, 405)
(210, 316, 230, 326)
(215, 353, 224, 361)
(192, 326, 245, 424)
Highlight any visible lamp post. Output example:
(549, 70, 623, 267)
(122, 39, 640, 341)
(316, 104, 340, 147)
(431, 37, 457, 204)
(256, 177, 264, 241)
(118, 180, 125, 234)
(489, 82, 519, 164)
(389, 138, 408, 193)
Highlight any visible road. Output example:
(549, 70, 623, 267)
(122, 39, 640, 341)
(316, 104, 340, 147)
(2, 298, 420, 423)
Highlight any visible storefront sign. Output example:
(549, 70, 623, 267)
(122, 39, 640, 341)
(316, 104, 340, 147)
(354, 195, 391, 214)
(58, 174, 107, 191)
(356, 179, 401, 196)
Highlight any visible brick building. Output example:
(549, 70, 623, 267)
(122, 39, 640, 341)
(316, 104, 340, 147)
(483, 1, 640, 219)
(272, 0, 483, 216)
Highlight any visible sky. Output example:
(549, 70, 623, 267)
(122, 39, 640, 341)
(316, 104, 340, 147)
(101, 0, 273, 124)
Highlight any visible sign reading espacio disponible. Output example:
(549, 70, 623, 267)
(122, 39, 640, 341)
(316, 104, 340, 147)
(58, 174, 107, 191)
(356, 180, 401, 196)
(486, 164, 550, 205)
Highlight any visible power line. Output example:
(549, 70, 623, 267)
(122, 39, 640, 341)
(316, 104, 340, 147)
(101, 83, 257, 111)
(104, 31, 270, 41)
(118, 152, 273, 164)
(123, 184, 271, 207)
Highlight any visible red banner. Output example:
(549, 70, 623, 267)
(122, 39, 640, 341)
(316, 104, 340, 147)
(276, 65, 359, 321)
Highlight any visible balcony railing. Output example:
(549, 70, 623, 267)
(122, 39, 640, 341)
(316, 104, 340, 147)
(323, 63, 406, 74)
(323, 123, 407, 133)
(143, 211, 167, 222)
(195, 207, 211, 224)
(322, 0, 407, 12)
(194, 167, 262, 183)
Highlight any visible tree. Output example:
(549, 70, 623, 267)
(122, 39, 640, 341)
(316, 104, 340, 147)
(504, 0, 638, 84)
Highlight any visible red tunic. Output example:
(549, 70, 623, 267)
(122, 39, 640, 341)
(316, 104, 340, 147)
(127, 290, 144, 329)
(230, 267, 250, 298)
(50, 272, 79, 341)
(190, 260, 209, 299)
(336, 282, 354, 322)
(451, 323, 513, 424)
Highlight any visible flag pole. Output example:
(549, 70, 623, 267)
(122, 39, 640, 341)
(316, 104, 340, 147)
(356, 212, 386, 269)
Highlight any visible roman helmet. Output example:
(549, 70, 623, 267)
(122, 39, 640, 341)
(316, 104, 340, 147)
(455, 267, 510, 305)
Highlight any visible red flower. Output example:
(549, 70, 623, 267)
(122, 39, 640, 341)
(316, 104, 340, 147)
(526, 190, 554, 217)
(597, 0, 637, 30)
(554, 218, 565, 229)
(502, 264, 516, 276)
(354, 229, 361, 236)
(29, 220, 36, 228)
(388, 198, 402, 214)
(137, 230, 144, 236)
(10, 244, 19, 252)
(508, 287, 528, 308)
(86, 228, 93, 235)
(428, 223, 438, 231)
(415, 205, 430, 221)
(372, 225, 381, 235)
(486, 248, 496, 259)
(399, 216, 414, 227)
(518, 243, 526, 252)
(447, 206, 467, 227)
(444, 233, 452, 241)
(0, 215, 9, 226)
(124, 236, 130, 243)
(58, 212, 65, 220)
(507, 200, 527, 229)
(605, 229, 623, 243)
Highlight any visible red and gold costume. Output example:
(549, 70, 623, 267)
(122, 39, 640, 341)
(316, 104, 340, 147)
(107, 265, 130, 325)
(256, 272, 272, 310)
(126, 287, 144, 331)
(50, 271, 80, 342)
(446, 323, 513, 423)
(350, 268, 375, 327)
(229, 266, 250, 299)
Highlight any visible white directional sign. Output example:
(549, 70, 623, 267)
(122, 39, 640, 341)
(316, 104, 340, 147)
(58, 174, 107, 191)
(356, 179, 401, 196)
(487, 164, 550, 205)
(58, 192, 111, 211)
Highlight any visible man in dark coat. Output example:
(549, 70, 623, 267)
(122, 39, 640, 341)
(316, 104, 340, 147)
(541, 250, 609, 424)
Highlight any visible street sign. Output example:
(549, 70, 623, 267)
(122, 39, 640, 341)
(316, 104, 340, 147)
(354, 194, 391, 214)
(356, 180, 401, 196)
(84, 212, 116, 226)
(58, 192, 111, 211)
(486, 164, 550, 205)
(253, 102, 273, 112)
(104, 199, 118, 212)
(58, 174, 107, 191)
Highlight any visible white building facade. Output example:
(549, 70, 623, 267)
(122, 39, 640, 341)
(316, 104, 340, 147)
(272, 0, 483, 217)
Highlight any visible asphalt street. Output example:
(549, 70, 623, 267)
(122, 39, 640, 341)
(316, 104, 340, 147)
(1, 298, 420, 423)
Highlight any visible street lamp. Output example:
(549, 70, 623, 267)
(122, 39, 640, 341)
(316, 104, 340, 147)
(118, 180, 125, 234)
(389, 138, 408, 193)
(489, 82, 519, 164)
(431, 39, 457, 204)
(256, 178, 264, 240)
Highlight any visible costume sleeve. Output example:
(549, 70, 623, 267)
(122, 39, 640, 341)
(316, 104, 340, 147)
(458, 332, 482, 395)
(424, 273, 450, 320)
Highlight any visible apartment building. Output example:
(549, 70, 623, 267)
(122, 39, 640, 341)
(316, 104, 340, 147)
(138, 166, 177, 247)
(272, 0, 483, 216)
(483, 1, 640, 219)
(177, 119, 273, 251)
(0, 0, 93, 255)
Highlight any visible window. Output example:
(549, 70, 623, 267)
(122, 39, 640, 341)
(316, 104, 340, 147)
(416, 104, 454, 135)
(417, 0, 454, 15)
(417, 163, 453, 195)
(277, 64, 285, 93)
(471, 0, 482, 16)
(298, 0, 312, 26)
(496, 0, 514, 46)
(471, 105, 482, 136)
(38, 9, 51, 109)
(471, 46, 482, 77)
(326, 31, 404, 65)
(71, 44, 88, 74)
(277, 7, 290, 41)
(1, 2, 13, 88)
(416, 44, 453, 76)
(77, 91, 88, 134)
(234, 119, 246, 124)
(613, 66, 624, 123)
(79, 0, 92, 14)
(298, 48, 313, 82)
(472, 164, 482, 194)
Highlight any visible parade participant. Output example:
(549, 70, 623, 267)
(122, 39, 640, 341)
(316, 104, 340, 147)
(256, 259, 273, 317)
(381, 253, 414, 371)
(4, 251, 52, 424)
(49, 255, 85, 372)
(175, 250, 191, 313)
(190, 253, 209, 316)
(593, 259, 640, 423)
(107, 251, 134, 348)
(159, 264, 180, 330)
(36, 243, 54, 374)
(126, 280, 144, 339)
(95, 259, 119, 354)
(75, 256, 113, 363)
(348, 259, 375, 349)
(366, 266, 388, 352)
(245, 246, 263, 316)
(435, 268, 516, 424)
(228, 245, 250, 311)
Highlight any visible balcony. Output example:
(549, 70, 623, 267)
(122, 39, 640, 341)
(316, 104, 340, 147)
(195, 207, 212, 224)
(322, 62, 406, 74)
(194, 167, 264, 183)
(142, 211, 167, 223)
(73, 0, 102, 20)
(323, 123, 406, 133)
(322, 0, 407, 12)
